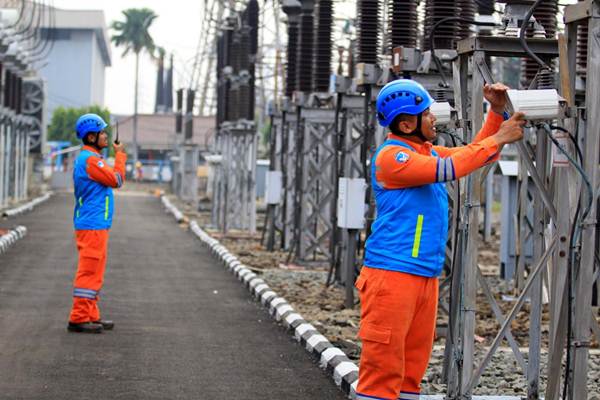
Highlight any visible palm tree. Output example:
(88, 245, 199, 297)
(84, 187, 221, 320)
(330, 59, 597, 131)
(111, 8, 158, 172)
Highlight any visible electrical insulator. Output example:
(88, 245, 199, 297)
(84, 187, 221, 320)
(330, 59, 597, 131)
(297, 0, 315, 93)
(313, 0, 333, 92)
(388, 0, 419, 52)
(356, 0, 381, 64)
(423, 0, 460, 51)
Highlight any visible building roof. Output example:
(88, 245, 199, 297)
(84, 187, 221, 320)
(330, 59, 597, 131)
(114, 114, 216, 151)
(41, 7, 111, 66)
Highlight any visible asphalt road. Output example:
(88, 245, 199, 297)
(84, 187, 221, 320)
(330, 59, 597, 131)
(0, 192, 347, 400)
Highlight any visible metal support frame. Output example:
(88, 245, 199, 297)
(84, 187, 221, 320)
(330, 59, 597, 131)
(443, 29, 592, 398)
(266, 104, 298, 251)
(212, 120, 257, 233)
(293, 104, 337, 263)
(337, 94, 368, 307)
(0, 109, 31, 210)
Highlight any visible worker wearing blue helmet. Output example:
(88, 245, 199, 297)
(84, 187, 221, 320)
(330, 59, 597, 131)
(355, 79, 525, 400)
(68, 113, 127, 334)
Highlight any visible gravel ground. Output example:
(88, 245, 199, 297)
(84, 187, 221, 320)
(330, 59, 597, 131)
(163, 191, 600, 396)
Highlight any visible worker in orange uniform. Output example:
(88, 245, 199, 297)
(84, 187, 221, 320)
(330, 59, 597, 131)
(355, 79, 525, 400)
(67, 114, 127, 333)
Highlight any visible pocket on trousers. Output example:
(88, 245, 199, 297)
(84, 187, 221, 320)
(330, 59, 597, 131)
(355, 273, 367, 291)
(358, 322, 392, 344)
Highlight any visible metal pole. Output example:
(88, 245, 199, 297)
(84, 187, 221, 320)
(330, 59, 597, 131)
(527, 126, 548, 400)
(545, 30, 578, 400)
(571, 2, 600, 397)
(458, 50, 485, 397)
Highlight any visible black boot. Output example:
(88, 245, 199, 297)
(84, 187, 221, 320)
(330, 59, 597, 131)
(93, 320, 114, 330)
(67, 322, 103, 333)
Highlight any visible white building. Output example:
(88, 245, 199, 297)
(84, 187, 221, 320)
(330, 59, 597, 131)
(38, 8, 111, 121)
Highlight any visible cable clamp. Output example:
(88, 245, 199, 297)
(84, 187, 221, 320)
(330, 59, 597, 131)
(465, 202, 481, 209)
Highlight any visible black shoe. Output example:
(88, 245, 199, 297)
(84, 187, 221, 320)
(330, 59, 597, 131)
(93, 320, 114, 330)
(67, 322, 103, 333)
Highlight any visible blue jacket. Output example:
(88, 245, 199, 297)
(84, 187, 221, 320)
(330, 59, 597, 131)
(364, 139, 448, 277)
(73, 149, 115, 230)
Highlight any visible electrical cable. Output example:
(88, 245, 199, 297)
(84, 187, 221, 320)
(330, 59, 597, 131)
(14, 0, 38, 35)
(429, 17, 498, 88)
(446, 132, 461, 350)
(4, 0, 27, 30)
(539, 123, 592, 400)
(518, 0, 551, 70)
(29, 1, 56, 62)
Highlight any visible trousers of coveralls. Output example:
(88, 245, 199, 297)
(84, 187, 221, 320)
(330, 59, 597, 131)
(355, 266, 438, 400)
(69, 230, 109, 323)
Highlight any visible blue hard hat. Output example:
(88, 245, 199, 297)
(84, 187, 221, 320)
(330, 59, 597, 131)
(376, 79, 435, 127)
(75, 113, 108, 139)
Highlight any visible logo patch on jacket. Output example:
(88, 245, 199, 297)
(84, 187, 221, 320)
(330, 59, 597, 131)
(98, 161, 104, 168)
(395, 151, 410, 163)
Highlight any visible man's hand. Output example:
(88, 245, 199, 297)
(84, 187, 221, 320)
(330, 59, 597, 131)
(113, 141, 126, 154)
(494, 112, 525, 146)
(484, 82, 510, 114)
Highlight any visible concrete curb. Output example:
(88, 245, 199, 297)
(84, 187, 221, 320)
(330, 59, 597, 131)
(0, 226, 27, 255)
(2, 192, 53, 218)
(160, 195, 185, 223)
(160, 195, 359, 399)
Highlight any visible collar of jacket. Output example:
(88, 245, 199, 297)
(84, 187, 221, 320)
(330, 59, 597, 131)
(81, 145, 103, 157)
(386, 133, 433, 156)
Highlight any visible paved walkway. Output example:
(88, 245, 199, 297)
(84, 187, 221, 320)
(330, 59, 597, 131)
(0, 193, 346, 399)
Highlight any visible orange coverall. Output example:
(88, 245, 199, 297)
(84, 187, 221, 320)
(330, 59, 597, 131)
(69, 146, 126, 324)
(356, 111, 504, 400)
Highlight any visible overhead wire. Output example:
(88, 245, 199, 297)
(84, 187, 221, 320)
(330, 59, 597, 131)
(428, 17, 498, 88)
(3, 0, 26, 30)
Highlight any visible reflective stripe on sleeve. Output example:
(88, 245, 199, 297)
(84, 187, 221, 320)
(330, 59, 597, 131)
(73, 288, 98, 299)
(105, 196, 109, 220)
(436, 158, 455, 182)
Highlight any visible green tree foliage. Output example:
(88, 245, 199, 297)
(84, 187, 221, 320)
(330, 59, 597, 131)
(110, 8, 157, 57)
(110, 8, 158, 166)
(48, 105, 112, 145)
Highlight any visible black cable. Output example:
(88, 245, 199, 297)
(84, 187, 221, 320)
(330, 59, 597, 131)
(446, 132, 461, 350)
(540, 123, 592, 400)
(29, 1, 55, 62)
(4, 0, 27, 30)
(550, 125, 583, 162)
(429, 17, 498, 88)
(518, 0, 551, 70)
(14, 0, 38, 35)
(19, 0, 44, 42)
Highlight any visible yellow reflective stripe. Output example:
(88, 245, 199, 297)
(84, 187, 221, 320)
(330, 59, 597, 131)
(104, 196, 109, 220)
(411, 214, 424, 258)
(76, 197, 82, 219)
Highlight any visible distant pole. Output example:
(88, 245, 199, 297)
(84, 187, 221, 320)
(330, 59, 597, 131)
(133, 51, 140, 175)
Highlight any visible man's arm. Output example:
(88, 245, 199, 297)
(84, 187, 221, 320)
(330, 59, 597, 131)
(376, 112, 525, 189)
(376, 138, 499, 189)
(433, 111, 505, 158)
(86, 152, 127, 188)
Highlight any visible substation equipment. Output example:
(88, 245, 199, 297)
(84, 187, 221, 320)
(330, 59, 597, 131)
(210, 0, 260, 233)
(256, 0, 600, 398)
(0, 3, 48, 211)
